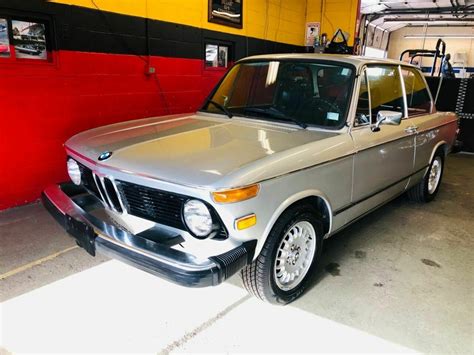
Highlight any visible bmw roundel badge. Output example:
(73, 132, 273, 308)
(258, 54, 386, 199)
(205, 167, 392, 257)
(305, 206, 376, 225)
(98, 151, 113, 161)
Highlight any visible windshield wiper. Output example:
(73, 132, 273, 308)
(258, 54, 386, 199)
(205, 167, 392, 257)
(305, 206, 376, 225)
(243, 107, 307, 129)
(279, 116, 308, 129)
(204, 99, 233, 118)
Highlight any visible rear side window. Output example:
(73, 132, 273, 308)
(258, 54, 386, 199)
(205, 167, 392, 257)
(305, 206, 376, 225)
(366, 65, 405, 121)
(402, 67, 432, 116)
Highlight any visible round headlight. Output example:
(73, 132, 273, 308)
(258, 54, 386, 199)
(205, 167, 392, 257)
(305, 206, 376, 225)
(67, 158, 81, 185)
(183, 199, 213, 237)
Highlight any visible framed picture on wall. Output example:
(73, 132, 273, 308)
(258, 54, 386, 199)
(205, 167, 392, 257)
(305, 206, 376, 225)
(208, 0, 243, 29)
(0, 12, 54, 63)
(0, 18, 10, 57)
(12, 20, 48, 60)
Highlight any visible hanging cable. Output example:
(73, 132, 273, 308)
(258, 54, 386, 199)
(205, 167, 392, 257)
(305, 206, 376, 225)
(89, 0, 170, 114)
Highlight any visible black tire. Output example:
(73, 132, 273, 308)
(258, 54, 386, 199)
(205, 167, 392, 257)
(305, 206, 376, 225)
(408, 150, 445, 203)
(240, 204, 323, 305)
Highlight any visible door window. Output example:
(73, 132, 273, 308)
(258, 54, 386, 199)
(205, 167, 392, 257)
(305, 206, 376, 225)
(401, 67, 432, 116)
(366, 65, 405, 121)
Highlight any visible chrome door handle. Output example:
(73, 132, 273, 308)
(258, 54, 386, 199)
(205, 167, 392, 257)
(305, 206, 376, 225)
(405, 125, 418, 134)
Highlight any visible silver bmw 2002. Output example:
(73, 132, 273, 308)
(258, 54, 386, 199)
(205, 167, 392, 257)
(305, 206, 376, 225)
(43, 54, 458, 304)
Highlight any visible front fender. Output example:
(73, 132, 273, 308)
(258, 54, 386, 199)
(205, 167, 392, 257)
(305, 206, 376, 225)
(254, 189, 333, 258)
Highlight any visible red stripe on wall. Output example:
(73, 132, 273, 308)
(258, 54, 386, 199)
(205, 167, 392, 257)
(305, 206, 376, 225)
(0, 50, 227, 210)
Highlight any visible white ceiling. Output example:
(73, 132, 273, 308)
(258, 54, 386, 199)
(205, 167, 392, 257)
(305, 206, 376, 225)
(361, 0, 474, 31)
(362, 0, 469, 14)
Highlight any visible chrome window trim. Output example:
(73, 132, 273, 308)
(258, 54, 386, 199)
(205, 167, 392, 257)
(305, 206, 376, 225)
(398, 64, 409, 119)
(353, 67, 373, 129)
(400, 65, 435, 116)
(367, 68, 373, 125)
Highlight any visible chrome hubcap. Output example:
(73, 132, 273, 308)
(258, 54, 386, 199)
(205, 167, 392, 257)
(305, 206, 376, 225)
(274, 221, 316, 291)
(428, 157, 442, 194)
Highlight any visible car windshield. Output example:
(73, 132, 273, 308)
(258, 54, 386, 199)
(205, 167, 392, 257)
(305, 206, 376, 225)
(201, 60, 354, 128)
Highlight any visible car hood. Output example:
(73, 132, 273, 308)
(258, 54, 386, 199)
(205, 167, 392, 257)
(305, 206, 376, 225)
(66, 113, 340, 188)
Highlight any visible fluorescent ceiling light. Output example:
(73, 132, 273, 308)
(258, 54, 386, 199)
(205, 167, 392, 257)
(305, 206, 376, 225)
(388, 20, 474, 24)
(404, 35, 474, 39)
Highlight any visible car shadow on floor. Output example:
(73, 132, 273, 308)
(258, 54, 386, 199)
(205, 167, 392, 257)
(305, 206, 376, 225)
(285, 155, 473, 354)
(227, 155, 473, 353)
(311, 195, 408, 285)
(304, 195, 407, 293)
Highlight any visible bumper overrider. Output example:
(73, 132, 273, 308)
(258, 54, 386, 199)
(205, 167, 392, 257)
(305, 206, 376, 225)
(41, 183, 256, 287)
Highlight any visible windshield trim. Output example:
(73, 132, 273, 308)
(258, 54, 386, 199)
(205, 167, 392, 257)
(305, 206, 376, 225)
(199, 58, 357, 130)
(194, 111, 350, 135)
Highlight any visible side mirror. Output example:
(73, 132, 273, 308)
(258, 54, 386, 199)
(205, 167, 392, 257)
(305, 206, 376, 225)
(372, 110, 403, 132)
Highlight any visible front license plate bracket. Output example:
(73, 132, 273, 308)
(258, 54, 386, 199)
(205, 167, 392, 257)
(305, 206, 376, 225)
(66, 215, 97, 256)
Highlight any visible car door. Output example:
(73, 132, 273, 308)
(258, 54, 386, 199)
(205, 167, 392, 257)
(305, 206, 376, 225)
(400, 66, 438, 172)
(347, 65, 416, 222)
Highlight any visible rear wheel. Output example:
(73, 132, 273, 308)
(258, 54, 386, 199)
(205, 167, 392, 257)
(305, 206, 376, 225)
(241, 204, 323, 305)
(408, 150, 444, 203)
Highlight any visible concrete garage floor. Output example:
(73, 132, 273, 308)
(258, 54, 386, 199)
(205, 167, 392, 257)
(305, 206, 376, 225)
(1, 153, 473, 353)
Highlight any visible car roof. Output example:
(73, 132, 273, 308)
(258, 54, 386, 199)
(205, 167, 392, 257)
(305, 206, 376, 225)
(237, 53, 417, 70)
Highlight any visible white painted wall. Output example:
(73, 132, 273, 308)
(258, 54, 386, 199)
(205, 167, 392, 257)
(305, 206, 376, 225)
(387, 26, 474, 74)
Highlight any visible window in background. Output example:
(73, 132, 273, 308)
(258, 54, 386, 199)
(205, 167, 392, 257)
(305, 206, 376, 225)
(205, 43, 229, 68)
(364, 46, 387, 59)
(0, 18, 10, 57)
(11, 20, 48, 60)
(402, 67, 432, 116)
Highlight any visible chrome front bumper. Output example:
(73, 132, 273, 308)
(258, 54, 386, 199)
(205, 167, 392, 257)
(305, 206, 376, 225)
(42, 183, 255, 287)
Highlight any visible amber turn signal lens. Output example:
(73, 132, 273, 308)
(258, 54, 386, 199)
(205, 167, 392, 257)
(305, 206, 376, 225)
(235, 214, 257, 230)
(212, 184, 259, 204)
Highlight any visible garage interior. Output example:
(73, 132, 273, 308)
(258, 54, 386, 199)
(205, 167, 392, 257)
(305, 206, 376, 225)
(1, 0, 473, 353)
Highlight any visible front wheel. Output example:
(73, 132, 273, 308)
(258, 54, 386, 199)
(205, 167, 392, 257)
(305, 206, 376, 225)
(408, 150, 445, 203)
(240, 204, 323, 305)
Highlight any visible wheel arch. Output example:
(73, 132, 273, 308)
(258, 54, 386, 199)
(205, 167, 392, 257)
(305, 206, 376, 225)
(429, 140, 449, 165)
(255, 190, 333, 257)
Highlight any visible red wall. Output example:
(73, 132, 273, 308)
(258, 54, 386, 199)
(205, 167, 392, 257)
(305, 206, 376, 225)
(0, 50, 225, 210)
